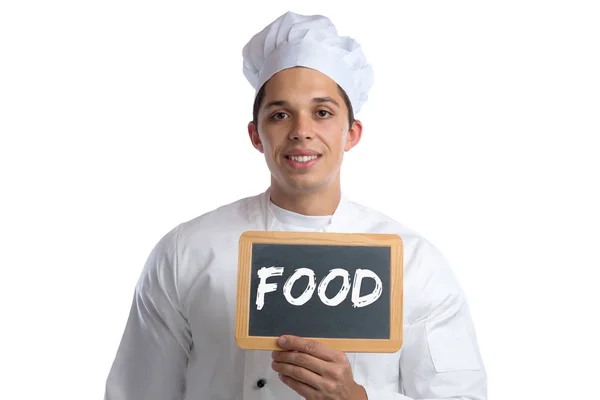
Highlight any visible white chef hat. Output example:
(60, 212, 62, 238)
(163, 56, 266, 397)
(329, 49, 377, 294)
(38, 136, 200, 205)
(242, 11, 374, 114)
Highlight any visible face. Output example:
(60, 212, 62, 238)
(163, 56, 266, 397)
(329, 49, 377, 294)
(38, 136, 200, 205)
(248, 67, 362, 197)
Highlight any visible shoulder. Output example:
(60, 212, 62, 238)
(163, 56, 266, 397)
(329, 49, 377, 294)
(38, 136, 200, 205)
(349, 198, 453, 272)
(177, 193, 260, 239)
(345, 197, 426, 246)
(142, 191, 262, 265)
(136, 192, 262, 289)
(345, 198, 463, 320)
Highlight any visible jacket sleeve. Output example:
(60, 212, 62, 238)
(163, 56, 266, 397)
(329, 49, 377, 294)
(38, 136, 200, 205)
(362, 239, 487, 399)
(104, 225, 192, 400)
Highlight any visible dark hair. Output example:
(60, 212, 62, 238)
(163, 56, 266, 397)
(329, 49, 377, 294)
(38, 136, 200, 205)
(252, 80, 355, 130)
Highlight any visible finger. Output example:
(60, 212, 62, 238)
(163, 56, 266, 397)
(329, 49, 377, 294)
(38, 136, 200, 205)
(278, 373, 319, 399)
(271, 350, 329, 376)
(271, 359, 323, 390)
(277, 335, 338, 362)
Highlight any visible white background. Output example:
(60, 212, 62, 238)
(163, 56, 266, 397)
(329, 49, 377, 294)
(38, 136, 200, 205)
(1, 1, 599, 398)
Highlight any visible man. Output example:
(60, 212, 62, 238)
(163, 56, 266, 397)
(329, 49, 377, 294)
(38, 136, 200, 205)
(104, 11, 487, 400)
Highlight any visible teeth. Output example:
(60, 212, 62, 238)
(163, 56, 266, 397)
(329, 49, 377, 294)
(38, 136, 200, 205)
(289, 155, 319, 163)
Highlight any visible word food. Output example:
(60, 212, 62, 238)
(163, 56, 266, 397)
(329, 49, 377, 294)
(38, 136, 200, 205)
(255, 266, 383, 310)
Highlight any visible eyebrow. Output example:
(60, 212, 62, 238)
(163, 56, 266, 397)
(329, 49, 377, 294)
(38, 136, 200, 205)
(263, 96, 341, 111)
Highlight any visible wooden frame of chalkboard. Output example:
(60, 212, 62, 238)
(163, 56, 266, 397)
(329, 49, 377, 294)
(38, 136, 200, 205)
(235, 231, 403, 353)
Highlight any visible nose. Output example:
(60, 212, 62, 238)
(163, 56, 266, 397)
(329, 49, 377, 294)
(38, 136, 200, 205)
(288, 113, 313, 141)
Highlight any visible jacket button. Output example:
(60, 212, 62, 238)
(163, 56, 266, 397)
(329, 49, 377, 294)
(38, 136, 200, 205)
(257, 379, 266, 388)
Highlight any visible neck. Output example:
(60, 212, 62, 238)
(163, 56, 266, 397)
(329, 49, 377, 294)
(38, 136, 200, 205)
(269, 180, 341, 216)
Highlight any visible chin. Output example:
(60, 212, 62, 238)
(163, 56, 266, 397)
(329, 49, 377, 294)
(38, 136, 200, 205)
(283, 176, 332, 194)
(270, 166, 337, 194)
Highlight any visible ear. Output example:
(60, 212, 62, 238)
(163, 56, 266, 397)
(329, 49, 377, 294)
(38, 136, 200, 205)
(248, 121, 264, 153)
(344, 119, 363, 152)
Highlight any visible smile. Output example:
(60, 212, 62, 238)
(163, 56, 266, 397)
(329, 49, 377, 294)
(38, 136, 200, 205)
(283, 153, 322, 169)
(285, 155, 321, 163)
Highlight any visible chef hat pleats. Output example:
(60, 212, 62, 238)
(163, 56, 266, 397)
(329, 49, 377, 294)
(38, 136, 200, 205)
(242, 11, 374, 114)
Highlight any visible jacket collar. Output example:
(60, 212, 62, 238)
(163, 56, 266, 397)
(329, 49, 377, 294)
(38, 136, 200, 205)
(253, 187, 355, 233)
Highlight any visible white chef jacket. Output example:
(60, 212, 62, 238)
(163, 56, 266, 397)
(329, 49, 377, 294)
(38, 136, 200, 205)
(104, 189, 487, 399)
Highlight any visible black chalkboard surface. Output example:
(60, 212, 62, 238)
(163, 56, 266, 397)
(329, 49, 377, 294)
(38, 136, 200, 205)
(235, 231, 403, 353)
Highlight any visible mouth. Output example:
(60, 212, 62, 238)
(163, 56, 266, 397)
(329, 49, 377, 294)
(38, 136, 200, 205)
(284, 154, 322, 163)
(283, 153, 322, 169)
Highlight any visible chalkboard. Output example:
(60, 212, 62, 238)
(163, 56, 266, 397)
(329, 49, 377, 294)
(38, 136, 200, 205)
(235, 231, 403, 353)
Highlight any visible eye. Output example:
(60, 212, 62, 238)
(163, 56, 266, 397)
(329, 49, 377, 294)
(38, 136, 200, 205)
(316, 110, 332, 118)
(270, 112, 289, 120)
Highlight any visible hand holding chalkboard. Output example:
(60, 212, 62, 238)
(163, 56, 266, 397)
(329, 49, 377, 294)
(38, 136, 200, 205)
(271, 334, 367, 398)
(235, 231, 403, 353)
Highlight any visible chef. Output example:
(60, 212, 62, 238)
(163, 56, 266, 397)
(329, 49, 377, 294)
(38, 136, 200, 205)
(104, 11, 487, 400)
